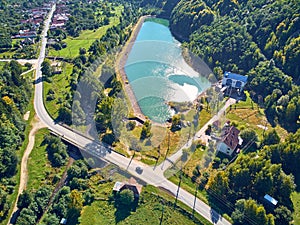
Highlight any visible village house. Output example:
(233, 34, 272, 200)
(50, 12, 70, 29)
(12, 30, 37, 39)
(222, 71, 248, 94)
(113, 177, 142, 198)
(216, 125, 243, 156)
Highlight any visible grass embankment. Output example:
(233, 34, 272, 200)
(165, 143, 208, 200)
(48, 6, 123, 59)
(79, 166, 211, 225)
(43, 62, 73, 119)
(145, 17, 170, 27)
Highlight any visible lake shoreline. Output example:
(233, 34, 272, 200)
(116, 15, 154, 122)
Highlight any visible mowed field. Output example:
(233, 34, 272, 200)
(48, 6, 123, 59)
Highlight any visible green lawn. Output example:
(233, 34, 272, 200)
(292, 192, 300, 225)
(226, 91, 288, 140)
(43, 62, 73, 119)
(27, 128, 69, 190)
(165, 145, 208, 203)
(79, 184, 211, 225)
(0, 61, 7, 69)
(22, 70, 35, 81)
(0, 49, 16, 58)
(27, 129, 49, 190)
(48, 6, 123, 59)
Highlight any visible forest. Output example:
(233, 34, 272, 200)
(0, 60, 32, 221)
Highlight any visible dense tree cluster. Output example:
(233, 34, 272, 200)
(16, 186, 52, 225)
(188, 19, 263, 74)
(170, 0, 214, 41)
(265, 129, 300, 186)
(40, 160, 93, 224)
(206, 132, 299, 225)
(140, 120, 152, 140)
(0, 60, 32, 221)
(44, 135, 68, 167)
(64, 0, 114, 37)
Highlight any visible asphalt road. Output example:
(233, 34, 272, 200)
(33, 4, 232, 225)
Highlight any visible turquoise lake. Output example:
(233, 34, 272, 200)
(125, 20, 210, 123)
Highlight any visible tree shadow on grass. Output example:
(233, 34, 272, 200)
(114, 198, 139, 223)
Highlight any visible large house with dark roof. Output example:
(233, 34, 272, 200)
(222, 71, 248, 93)
(217, 126, 243, 156)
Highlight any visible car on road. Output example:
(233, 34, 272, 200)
(135, 166, 143, 174)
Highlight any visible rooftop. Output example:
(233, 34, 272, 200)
(113, 177, 143, 197)
(222, 126, 241, 150)
(264, 194, 278, 206)
(113, 181, 124, 192)
(224, 71, 248, 83)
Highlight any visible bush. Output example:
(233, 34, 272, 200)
(117, 189, 134, 206)
(126, 121, 136, 131)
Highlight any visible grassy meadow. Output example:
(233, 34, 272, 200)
(48, 6, 123, 59)
(78, 167, 211, 225)
(43, 62, 73, 119)
(226, 91, 288, 141)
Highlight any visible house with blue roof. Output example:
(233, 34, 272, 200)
(222, 71, 248, 93)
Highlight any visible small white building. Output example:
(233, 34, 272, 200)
(60, 218, 67, 225)
(264, 194, 278, 207)
(217, 126, 243, 156)
(222, 71, 248, 92)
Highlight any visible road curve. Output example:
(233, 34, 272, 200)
(33, 4, 232, 225)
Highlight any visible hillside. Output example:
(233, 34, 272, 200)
(150, 0, 300, 132)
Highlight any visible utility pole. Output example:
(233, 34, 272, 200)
(159, 201, 165, 225)
(164, 131, 170, 161)
(192, 184, 198, 217)
(174, 167, 182, 208)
